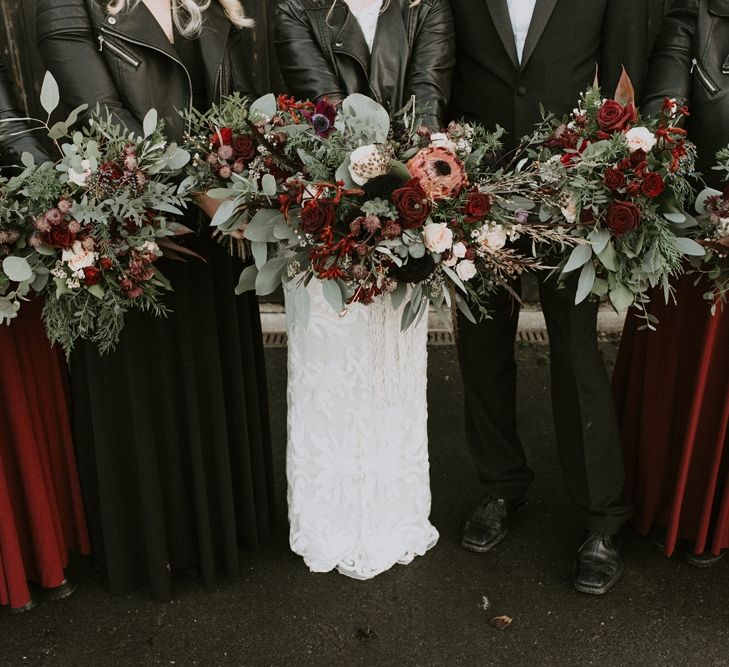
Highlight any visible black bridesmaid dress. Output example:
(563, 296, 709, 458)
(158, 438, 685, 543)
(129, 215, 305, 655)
(71, 27, 275, 601)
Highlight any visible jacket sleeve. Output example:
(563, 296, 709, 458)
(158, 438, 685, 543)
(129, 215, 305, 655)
(0, 59, 48, 164)
(274, 0, 345, 102)
(406, 0, 455, 129)
(35, 0, 144, 135)
(641, 0, 698, 115)
(601, 0, 651, 103)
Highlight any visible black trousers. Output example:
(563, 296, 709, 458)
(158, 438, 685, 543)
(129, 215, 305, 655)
(457, 271, 632, 535)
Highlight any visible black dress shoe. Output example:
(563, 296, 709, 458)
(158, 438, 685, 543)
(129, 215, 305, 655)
(462, 496, 525, 553)
(9, 595, 36, 613)
(574, 533, 624, 595)
(685, 550, 727, 568)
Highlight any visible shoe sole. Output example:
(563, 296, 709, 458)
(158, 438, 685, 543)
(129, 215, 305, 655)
(573, 562, 625, 596)
(685, 552, 727, 569)
(44, 581, 77, 601)
(461, 527, 508, 553)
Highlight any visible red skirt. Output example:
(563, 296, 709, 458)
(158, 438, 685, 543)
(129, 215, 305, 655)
(0, 300, 89, 609)
(614, 274, 729, 556)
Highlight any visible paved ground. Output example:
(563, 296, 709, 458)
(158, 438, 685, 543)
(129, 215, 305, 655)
(3, 341, 729, 666)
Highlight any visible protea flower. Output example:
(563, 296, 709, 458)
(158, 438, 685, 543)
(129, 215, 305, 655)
(406, 146, 467, 201)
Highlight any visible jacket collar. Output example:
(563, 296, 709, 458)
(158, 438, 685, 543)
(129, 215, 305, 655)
(484, 0, 519, 70)
(484, 0, 558, 71)
(321, 2, 372, 76)
(101, 1, 231, 67)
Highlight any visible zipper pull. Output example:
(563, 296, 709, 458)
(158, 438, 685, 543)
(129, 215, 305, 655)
(98, 35, 105, 52)
(690, 57, 697, 74)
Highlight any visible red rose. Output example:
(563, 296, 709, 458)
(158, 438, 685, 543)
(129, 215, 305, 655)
(630, 149, 647, 167)
(299, 200, 335, 238)
(100, 257, 113, 270)
(83, 266, 102, 286)
(45, 226, 77, 249)
(392, 178, 431, 229)
(463, 191, 492, 222)
(603, 168, 626, 191)
(211, 127, 233, 148)
(626, 181, 641, 197)
(605, 201, 640, 237)
(642, 172, 665, 198)
(232, 134, 257, 162)
(596, 100, 636, 133)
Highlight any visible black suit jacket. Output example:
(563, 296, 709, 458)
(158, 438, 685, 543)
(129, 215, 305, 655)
(449, 0, 650, 150)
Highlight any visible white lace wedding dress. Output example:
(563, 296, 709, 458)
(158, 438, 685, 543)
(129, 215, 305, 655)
(285, 279, 439, 579)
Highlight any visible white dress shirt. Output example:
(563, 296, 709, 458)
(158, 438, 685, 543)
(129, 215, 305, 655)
(346, 0, 384, 51)
(507, 0, 538, 63)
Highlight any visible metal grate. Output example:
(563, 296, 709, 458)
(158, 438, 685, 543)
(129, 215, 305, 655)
(263, 328, 554, 347)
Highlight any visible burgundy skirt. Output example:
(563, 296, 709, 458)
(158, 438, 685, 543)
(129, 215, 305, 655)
(0, 300, 89, 609)
(613, 274, 729, 556)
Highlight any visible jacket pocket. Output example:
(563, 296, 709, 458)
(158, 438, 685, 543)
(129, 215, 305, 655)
(692, 58, 719, 94)
(97, 36, 140, 68)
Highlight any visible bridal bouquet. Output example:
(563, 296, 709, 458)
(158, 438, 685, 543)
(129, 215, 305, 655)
(0, 74, 192, 354)
(691, 147, 729, 308)
(532, 73, 704, 320)
(185, 93, 570, 326)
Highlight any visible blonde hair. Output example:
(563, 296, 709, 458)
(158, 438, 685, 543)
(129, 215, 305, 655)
(326, 0, 422, 24)
(106, 0, 254, 37)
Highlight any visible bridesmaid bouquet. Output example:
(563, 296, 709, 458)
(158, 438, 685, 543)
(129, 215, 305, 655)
(532, 72, 704, 322)
(184, 93, 570, 327)
(692, 147, 729, 308)
(0, 74, 192, 355)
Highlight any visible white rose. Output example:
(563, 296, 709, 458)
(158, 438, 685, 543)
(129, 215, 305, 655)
(452, 241, 467, 258)
(423, 223, 453, 253)
(624, 127, 657, 153)
(430, 132, 458, 153)
(62, 240, 98, 272)
(481, 225, 507, 250)
(455, 259, 477, 281)
(348, 145, 390, 185)
(444, 254, 458, 267)
(67, 159, 93, 186)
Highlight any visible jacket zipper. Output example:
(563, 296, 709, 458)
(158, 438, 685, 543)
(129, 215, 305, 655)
(97, 36, 141, 67)
(99, 26, 193, 114)
(691, 58, 718, 93)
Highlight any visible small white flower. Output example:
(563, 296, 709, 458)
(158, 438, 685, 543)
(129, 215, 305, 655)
(624, 127, 657, 153)
(423, 223, 454, 253)
(62, 240, 98, 272)
(452, 241, 467, 258)
(475, 224, 508, 250)
(67, 159, 93, 186)
(430, 132, 458, 153)
(456, 259, 477, 281)
(348, 145, 390, 185)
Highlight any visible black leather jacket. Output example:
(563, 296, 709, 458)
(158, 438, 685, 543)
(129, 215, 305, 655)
(0, 59, 47, 165)
(274, 0, 455, 129)
(35, 0, 260, 140)
(643, 0, 729, 187)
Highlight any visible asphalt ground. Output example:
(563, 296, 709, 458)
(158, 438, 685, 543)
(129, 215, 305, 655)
(2, 340, 729, 666)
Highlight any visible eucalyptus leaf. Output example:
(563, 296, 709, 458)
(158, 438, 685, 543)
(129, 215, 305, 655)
(675, 237, 706, 257)
(255, 256, 289, 295)
(2, 256, 33, 283)
(562, 243, 593, 274)
(87, 284, 105, 299)
(322, 279, 344, 313)
(40, 72, 60, 116)
(166, 147, 190, 170)
(597, 242, 617, 271)
(390, 282, 407, 311)
(695, 187, 722, 214)
(251, 241, 268, 268)
(587, 228, 611, 255)
(261, 174, 278, 197)
(250, 93, 277, 120)
(234, 264, 258, 295)
(64, 104, 88, 128)
(245, 208, 282, 242)
(455, 295, 477, 324)
(143, 108, 158, 138)
(210, 198, 238, 228)
(609, 284, 635, 312)
(575, 261, 596, 304)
